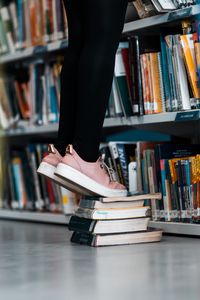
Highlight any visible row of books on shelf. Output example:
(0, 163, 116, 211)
(1, 23, 200, 130)
(0, 0, 198, 56)
(0, 0, 68, 55)
(101, 141, 200, 224)
(0, 58, 62, 129)
(124, 19, 200, 116)
(0, 141, 200, 224)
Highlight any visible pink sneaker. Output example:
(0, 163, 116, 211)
(54, 144, 128, 198)
(37, 144, 89, 195)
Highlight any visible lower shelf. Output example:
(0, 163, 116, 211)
(1, 210, 200, 236)
(149, 221, 200, 236)
(0, 209, 70, 224)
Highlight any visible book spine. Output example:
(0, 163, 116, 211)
(108, 143, 125, 185)
(55, 0, 65, 39)
(160, 159, 171, 221)
(68, 216, 96, 233)
(70, 231, 95, 246)
(0, 6, 15, 53)
(17, 0, 25, 49)
(116, 143, 129, 187)
(140, 54, 150, 114)
(180, 34, 200, 99)
(128, 37, 140, 114)
(0, 14, 9, 54)
(114, 46, 133, 117)
(149, 52, 163, 113)
(112, 76, 124, 117)
(175, 160, 186, 221)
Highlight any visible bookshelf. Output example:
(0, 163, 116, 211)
(1, 3, 200, 236)
(0, 5, 199, 65)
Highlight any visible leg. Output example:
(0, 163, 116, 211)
(72, 0, 129, 162)
(55, 0, 84, 156)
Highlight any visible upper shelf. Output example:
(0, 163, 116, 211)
(1, 110, 200, 137)
(123, 4, 200, 34)
(0, 4, 199, 64)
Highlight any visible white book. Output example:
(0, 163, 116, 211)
(112, 77, 123, 116)
(0, 6, 15, 53)
(75, 206, 151, 220)
(151, 0, 177, 12)
(173, 39, 190, 110)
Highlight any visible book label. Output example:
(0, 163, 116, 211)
(33, 45, 47, 54)
(175, 110, 200, 122)
(168, 7, 192, 21)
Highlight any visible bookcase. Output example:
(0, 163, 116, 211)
(0, 3, 200, 236)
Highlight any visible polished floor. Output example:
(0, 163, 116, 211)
(0, 220, 200, 300)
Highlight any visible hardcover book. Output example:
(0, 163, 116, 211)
(68, 215, 150, 234)
(74, 206, 151, 220)
(71, 227, 163, 247)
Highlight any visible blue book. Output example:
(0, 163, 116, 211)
(160, 34, 172, 111)
(17, 0, 24, 49)
(164, 35, 178, 111)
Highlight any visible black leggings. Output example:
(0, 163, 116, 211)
(55, 0, 129, 161)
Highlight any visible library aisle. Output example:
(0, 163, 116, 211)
(0, 220, 200, 300)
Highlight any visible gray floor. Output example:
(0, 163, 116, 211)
(0, 221, 200, 300)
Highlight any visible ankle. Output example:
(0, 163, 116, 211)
(72, 144, 99, 163)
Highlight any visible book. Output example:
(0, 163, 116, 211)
(0, 5, 15, 53)
(172, 34, 191, 110)
(111, 76, 124, 117)
(68, 215, 150, 234)
(0, 78, 16, 129)
(164, 35, 178, 111)
(140, 53, 151, 114)
(128, 35, 144, 115)
(114, 45, 133, 117)
(108, 142, 125, 185)
(82, 193, 162, 203)
(151, 0, 177, 12)
(116, 142, 137, 188)
(0, 13, 9, 54)
(180, 34, 200, 99)
(70, 227, 163, 247)
(149, 52, 163, 113)
(132, 0, 157, 19)
(74, 206, 151, 220)
(79, 198, 145, 209)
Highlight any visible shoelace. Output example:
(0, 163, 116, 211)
(99, 153, 117, 182)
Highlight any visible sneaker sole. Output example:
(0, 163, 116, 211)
(37, 162, 94, 195)
(55, 163, 128, 198)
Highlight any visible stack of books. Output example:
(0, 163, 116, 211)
(68, 193, 163, 247)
